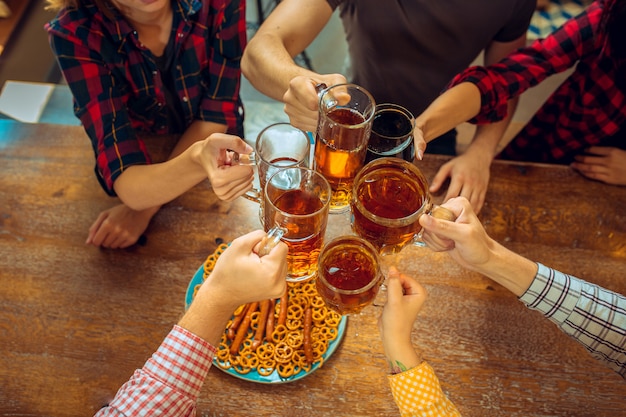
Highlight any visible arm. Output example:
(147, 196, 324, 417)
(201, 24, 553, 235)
(419, 197, 626, 378)
(428, 36, 525, 213)
(241, 0, 346, 132)
(414, 1, 601, 160)
(380, 268, 462, 416)
(114, 133, 254, 209)
(95, 231, 289, 416)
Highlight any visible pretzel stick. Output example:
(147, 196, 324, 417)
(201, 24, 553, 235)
(303, 306, 314, 365)
(277, 289, 288, 326)
(227, 303, 250, 340)
(265, 299, 276, 343)
(252, 300, 271, 350)
(230, 302, 258, 355)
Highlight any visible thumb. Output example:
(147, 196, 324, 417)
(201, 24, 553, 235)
(385, 267, 403, 302)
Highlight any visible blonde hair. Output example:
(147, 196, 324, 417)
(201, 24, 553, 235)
(45, 0, 110, 12)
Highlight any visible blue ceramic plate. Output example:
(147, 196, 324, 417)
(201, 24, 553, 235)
(185, 264, 347, 384)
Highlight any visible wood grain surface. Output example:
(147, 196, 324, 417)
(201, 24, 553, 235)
(0, 120, 624, 416)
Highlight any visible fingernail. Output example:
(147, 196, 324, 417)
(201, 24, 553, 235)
(417, 150, 424, 160)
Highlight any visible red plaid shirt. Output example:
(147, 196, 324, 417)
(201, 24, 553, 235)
(448, 0, 626, 164)
(46, 0, 246, 195)
(94, 325, 215, 416)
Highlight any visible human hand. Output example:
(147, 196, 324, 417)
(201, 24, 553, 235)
(571, 147, 626, 186)
(180, 230, 288, 344)
(378, 267, 427, 373)
(418, 197, 493, 271)
(428, 149, 492, 213)
(86, 203, 158, 248)
(198, 230, 288, 309)
(282, 74, 347, 132)
(197, 133, 255, 201)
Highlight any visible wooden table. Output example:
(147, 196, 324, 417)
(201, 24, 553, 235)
(1, 120, 624, 416)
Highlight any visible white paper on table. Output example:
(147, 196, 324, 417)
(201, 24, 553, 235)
(0, 81, 55, 123)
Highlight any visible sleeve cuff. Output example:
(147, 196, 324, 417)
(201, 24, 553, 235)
(519, 263, 582, 324)
(388, 362, 460, 416)
(142, 325, 217, 398)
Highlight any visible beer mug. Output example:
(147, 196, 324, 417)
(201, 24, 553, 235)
(315, 235, 384, 315)
(235, 123, 311, 223)
(350, 157, 455, 256)
(263, 166, 331, 282)
(314, 83, 375, 214)
(365, 103, 415, 164)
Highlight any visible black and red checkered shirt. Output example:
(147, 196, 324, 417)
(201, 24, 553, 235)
(448, 0, 626, 164)
(46, 0, 246, 195)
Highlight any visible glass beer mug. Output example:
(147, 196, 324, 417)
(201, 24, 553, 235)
(350, 157, 455, 256)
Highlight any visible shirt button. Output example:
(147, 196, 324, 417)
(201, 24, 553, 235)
(182, 97, 189, 102)
(158, 102, 163, 107)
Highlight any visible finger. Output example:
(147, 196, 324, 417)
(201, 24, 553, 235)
(421, 231, 455, 252)
(209, 134, 253, 155)
(86, 212, 109, 244)
(429, 165, 452, 193)
(384, 269, 404, 302)
(217, 174, 255, 201)
(584, 146, 611, 156)
(413, 128, 426, 160)
(573, 154, 605, 166)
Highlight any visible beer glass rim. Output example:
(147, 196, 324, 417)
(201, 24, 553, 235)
(372, 103, 415, 140)
(351, 157, 431, 226)
(264, 166, 332, 219)
(319, 83, 376, 129)
(317, 235, 382, 295)
(255, 122, 311, 166)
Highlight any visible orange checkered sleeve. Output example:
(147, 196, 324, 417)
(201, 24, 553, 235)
(388, 362, 462, 416)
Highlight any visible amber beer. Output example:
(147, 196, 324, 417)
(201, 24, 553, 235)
(315, 236, 384, 315)
(351, 158, 431, 255)
(314, 83, 375, 213)
(264, 167, 331, 282)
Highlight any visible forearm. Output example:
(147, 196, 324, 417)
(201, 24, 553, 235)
(114, 121, 227, 210)
(113, 143, 207, 210)
(475, 238, 538, 297)
(242, 33, 319, 101)
(416, 83, 482, 143)
(178, 289, 236, 346)
(173, 120, 227, 158)
(467, 97, 519, 158)
(384, 337, 423, 374)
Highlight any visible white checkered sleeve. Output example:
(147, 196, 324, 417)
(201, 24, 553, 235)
(95, 325, 216, 416)
(519, 263, 626, 378)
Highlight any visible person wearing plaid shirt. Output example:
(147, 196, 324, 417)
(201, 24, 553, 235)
(45, 0, 253, 249)
(415, 0, 626, 215)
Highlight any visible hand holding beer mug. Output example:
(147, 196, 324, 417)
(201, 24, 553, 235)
(314, 83, 375, 214)
(263, 167, 331, 282)
(315, 235, 384, 315)
(350, 157, 455, 256)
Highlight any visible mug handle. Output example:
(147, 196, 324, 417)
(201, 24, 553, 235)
(413, 205, 457, 247)
(231, 151, 263, 203)
(257, 226, 287, 257)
